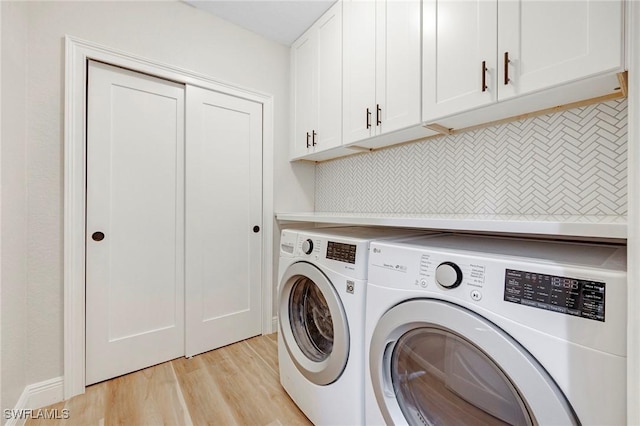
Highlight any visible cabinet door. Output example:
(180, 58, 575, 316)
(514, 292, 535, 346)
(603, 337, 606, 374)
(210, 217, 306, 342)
(376, 0, 422, 134)
(422, 0, 497, 123)
(498, 0, 623, 100)
(315, 2, 343, 151)
(343, 0, 377, 144)
(291, 32, 317, 158)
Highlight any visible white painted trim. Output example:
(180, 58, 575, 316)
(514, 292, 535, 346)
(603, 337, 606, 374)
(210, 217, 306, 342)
(0, 0, 4, 414)
(262, 97, 275, 335)
(626, 1, 640, 423)
(5, 377, 64, 426)
(272, 315, 279, 334)
(64, 36, 274, 399)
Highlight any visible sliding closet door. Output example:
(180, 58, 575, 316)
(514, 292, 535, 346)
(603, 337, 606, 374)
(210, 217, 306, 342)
(85, 61, 185, 385)
(185, 85, 263, 357)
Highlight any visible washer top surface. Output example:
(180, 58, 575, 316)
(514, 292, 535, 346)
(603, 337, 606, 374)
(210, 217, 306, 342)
(297, 226, 431, 242)
(389, 233, 626, 270)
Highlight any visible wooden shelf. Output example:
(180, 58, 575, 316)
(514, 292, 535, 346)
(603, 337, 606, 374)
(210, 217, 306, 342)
(275, 212, 627, 240)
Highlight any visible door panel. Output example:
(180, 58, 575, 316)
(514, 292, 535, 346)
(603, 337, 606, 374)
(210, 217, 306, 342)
(185, 85, 263, 357)
(292, 33, 317, 158)
(498, 0, 623, 100)
(86, 60, 185, 385)
(316, 2, 343, 151)
(343, 0, 376, 144)
(377, 0, 422, 133)
(422, 0, 497, 122)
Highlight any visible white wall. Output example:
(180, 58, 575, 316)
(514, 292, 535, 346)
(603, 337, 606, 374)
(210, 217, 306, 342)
(1, 0, 29, 412)
(4, 0, 313, 392)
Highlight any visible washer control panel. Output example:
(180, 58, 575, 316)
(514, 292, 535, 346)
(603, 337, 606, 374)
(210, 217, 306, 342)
(404, 252, 488, 303)
(326, 241, 357, 264)
(504, 269, 606, 322)
(415, 253, 486, 290)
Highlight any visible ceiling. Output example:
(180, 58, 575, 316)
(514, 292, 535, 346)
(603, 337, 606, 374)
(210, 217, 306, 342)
(184, 0, 337, 46)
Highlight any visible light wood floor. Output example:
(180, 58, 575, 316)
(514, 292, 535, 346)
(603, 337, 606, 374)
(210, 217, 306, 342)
(27, 334, 312, 426)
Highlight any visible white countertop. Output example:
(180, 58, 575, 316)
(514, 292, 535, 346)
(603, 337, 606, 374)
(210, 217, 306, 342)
(275, 212, 627, 240)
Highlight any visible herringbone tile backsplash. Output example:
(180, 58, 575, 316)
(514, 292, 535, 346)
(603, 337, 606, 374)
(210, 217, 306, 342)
(316, 99, 627, 215)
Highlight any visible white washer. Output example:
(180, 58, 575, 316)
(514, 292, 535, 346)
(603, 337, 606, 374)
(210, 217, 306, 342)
(278, 227, 435, 425)
(365, 234, 627, 426)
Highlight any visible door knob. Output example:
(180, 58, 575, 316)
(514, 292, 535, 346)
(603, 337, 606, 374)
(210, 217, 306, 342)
(253, 226, 260, 233)
(92, 231, 105, 241)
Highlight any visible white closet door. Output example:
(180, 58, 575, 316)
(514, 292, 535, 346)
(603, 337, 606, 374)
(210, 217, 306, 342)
(86, 61, 185, 385)
(185, 85, 263, 357)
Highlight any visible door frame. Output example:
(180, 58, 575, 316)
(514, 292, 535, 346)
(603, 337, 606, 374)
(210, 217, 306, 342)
(63, 36, 275, 399)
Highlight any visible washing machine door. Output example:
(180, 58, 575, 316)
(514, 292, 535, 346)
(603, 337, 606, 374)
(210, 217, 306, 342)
(279, 261, 349, 385)
(370, 299, 579, 426)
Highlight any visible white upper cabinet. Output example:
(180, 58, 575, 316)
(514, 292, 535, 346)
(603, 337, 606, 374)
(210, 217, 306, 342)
(291, 2, 342, 159)
(343, 0, 422, 145)
(423, 0, 497, 120)
(291, 0, 625, 162)
(292, 32, 317, 159)
(343, 0, 377, 144)
(376, 0, 423, 135)
(423, 0, 624, 124)
(498, 0, 623, 100)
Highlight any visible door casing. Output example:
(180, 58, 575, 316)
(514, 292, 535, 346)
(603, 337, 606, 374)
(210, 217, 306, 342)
(63, 36, 275, 399)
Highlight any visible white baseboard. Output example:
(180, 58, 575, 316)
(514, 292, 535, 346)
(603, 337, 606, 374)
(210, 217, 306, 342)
(272, 316, 279, 334)
(4, 377, 64, 426)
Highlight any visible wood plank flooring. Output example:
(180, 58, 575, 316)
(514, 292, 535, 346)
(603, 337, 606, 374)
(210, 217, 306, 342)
(27, 334, 312, 426)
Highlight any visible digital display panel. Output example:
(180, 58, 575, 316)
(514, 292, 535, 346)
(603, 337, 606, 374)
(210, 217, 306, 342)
(504, 269, 605, 322)
(326, 241, 356, 264)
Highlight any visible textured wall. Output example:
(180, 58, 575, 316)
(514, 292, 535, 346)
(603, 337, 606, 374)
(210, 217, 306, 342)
(1, 0, 29, 413)
(317, 99, 627, 216)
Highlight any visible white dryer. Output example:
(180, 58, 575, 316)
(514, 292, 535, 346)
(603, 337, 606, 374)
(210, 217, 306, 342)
(278, 227, 434, 425)
(365, 234, 627, 425)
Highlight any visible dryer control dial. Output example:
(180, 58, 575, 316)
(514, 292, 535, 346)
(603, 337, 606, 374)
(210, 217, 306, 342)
(301, 239, 314, 255)
(436, 262, 463, 289)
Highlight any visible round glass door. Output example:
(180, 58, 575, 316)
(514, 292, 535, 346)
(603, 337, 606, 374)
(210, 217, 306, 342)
(369, 299, 578, 426)
(279, 261, 349, 385)
(391, 327, 531, 426)
(288, 276, 334, 362)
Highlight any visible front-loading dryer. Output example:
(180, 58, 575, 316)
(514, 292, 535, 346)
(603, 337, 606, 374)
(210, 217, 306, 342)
(278, 227, 435, 425)
(365, 234, 627, 425)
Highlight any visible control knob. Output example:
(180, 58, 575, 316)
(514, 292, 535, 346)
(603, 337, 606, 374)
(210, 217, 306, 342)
(435, 262, 463, 289)
(302, 239, 314, 255)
